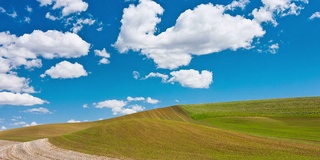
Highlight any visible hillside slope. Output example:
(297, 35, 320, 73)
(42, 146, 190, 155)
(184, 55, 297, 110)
(0, 106, 190, 142)
(50, 118, 320, 160)
(182, 97, 320, 144)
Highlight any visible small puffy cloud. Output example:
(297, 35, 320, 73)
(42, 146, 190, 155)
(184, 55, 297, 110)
(269, 43, 279, 54)
(41, 61, 88, 79)
(252, 7, 276, 26)
(23, 107, 51, 114)
(0, 73, 35, 93)
(26, 6, 33, 13)
(309, 12, 320, 20)
(0, 126, 6, 130)
(0, 92, 47, 106)
(146, 97, 160, 104)
(45, 12, 59, 21)
(169, 70, 213, 89)
(82, 104, 89, 108)
(114, 0, 265, 69)
(97, 27, 103, 31)
(71, 18, 96, 33)
(24, 121, 38, 127)
(143, 72, 168, 83)
(94, 99, 147, 115)
(67, 119, 81, 123)
(31, 121, 38, 126)
(127, 96, 145, 102)
(252, 0, 307, 26)
(225, 0, 250, 10)
(143, 69, 213, 89)
(133, 71, 140, 79)
(95, 99, 127, 115)
(120, 104, 145, 115)
(37, 0, 88, 16)
(24, 17, 31, 23)
(94, 48, 111, 65)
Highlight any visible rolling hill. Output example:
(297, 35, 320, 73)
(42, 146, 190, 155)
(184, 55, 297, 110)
(1, 97, 320, 159)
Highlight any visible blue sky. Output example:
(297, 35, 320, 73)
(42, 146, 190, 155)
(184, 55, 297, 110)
(0, 0, 320, 130)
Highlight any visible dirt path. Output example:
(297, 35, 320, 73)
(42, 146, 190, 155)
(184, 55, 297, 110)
(0, 139, 119, 160)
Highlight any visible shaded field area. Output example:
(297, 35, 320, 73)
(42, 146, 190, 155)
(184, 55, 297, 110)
(0, 97, 320, 159)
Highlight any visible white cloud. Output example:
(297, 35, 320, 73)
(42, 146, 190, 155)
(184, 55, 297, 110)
(0, 7, 5, 13)
(82, 104, 89, 108)
(45, 12, 60, 21)
(252, 7, 277, 26)
(127, 96, 145, 102)
(309, 12, 320, 20)
(120, 104, 145, 115)
(0, 73, 35, 93)
(168, 70, 213, 89)
(11, 121, 26, 126)
(94, 48, 111, 65)
(41, 61, 88, 79)
(252, 0, 307, 26)
(26, 6, 33, 13)
(146, 97, 160, 104)
(114, 0, 265, 69)
(24, 17, 31, 23)
(95, 99, 127, 115)
(142, 69, 213, 89)
(7, 11, 17, 18)
(24, 121, 38, 127)
(71, 18, 96, 33)
(23, 107, 51, 114)
(269, 43, 279, 54)
(37, 0, 88, 16)
(0, 30, 90, 72)
(0, 7, 17, 18)
(0, 126, 6, 130)
(0, 92, 47, 106)
(67, 119, 81, 123)
(94, 99, 147, 115)
(143, 72, 168, 83)
(97, 27, 103, 31)
(133, 71, 140, 79)
(11, 116, 22, 122)
(225, 0, 250, 10)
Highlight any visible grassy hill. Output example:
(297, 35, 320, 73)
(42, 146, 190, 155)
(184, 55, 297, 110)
(1, 97, 320, 159)
(0, 106, 191, 142)
(182, 97, 320, 144)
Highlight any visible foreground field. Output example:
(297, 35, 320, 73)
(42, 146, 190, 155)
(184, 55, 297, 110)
(0, 139, 116, 160)
(0, 97, 320, 159)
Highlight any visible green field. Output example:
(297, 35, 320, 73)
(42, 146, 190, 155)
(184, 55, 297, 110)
(1, 97, 320, 159)
(182, 97, 320, 145)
